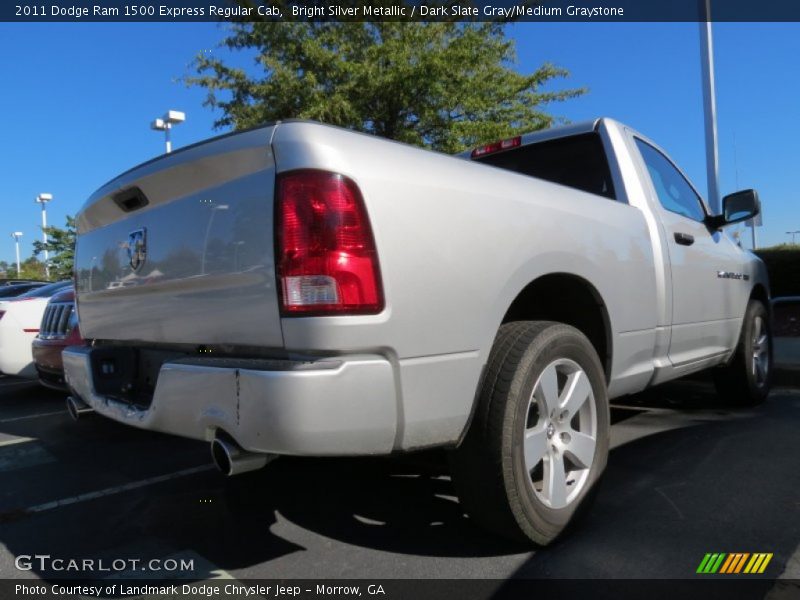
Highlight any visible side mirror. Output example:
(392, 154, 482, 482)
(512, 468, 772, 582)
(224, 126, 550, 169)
(706, 189, 760, 230)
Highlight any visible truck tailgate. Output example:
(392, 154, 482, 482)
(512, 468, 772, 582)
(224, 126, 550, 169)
(74, 125, 283, 348)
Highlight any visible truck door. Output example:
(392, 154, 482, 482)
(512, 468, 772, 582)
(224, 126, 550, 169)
(634, 138, 741, 367)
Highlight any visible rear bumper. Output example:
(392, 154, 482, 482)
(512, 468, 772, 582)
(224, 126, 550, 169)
(62, 346, 398, 456)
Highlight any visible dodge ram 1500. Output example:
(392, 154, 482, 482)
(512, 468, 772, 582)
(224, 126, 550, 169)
(63, 118, 770, 544)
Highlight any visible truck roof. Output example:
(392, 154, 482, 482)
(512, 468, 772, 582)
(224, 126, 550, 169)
(93, 118, 613, 196)
(457, 118, 607, 160)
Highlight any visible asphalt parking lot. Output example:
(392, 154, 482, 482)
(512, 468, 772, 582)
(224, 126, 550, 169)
(0, 373, 798, 592)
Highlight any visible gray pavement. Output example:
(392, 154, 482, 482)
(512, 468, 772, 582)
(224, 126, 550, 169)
(0, 371, 798, 588)
(775, 337, 800, 387)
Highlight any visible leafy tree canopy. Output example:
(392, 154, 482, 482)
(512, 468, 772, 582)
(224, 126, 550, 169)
(3, 256, 47, 281)
(32, 216, 76, 281)
(188, 20, 585, 153)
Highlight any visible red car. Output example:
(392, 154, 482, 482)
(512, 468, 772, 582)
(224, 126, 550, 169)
(31, 286, 83, 391)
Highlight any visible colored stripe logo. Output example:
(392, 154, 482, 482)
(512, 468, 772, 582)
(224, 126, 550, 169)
(697, 553, 773, 574)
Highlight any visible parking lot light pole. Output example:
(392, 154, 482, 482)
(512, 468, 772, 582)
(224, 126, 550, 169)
(35, 193, 52, 278)
(786, 230, 800, 245)
(699, 0, 721, 215)
(150, 110, 186, 154)
(11, 232, 23, 275)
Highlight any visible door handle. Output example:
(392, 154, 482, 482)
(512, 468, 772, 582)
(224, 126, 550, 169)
(674, 232, 695, 246)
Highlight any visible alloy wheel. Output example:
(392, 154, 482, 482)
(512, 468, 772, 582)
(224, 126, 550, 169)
(523, 358, 597, 510)
(751, 315, 769, 387)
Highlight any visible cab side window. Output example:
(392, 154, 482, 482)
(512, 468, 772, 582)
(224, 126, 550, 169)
(635, 139, 706, 222)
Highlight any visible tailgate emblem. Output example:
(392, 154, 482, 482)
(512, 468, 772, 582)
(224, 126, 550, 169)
(127, 228, 147, 271)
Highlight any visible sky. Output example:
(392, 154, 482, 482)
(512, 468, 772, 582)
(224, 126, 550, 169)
(1, 21, 798, 266)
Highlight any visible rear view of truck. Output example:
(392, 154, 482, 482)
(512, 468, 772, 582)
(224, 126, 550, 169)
(66, 118, 669, 546)
(64, 122, 398, 471)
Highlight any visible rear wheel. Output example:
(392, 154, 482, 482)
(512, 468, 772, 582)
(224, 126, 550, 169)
(713, 299, 772, 406)
(449, 321, 610, 545)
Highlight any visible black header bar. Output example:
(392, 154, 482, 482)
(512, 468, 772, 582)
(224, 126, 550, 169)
(6, 0, 800, 22)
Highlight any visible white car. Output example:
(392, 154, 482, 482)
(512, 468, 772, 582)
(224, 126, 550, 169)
(0, 281, 70, 378)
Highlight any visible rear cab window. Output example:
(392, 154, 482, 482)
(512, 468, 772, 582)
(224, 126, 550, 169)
(471, 132, 617, 200)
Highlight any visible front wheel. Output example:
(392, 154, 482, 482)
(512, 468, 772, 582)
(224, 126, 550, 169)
(449, 321, 610, 545)
(713, 299, 772, 406)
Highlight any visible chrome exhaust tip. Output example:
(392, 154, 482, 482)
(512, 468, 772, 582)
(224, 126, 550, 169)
(211, 436, 273, 477)
(66, 395, 94, 421)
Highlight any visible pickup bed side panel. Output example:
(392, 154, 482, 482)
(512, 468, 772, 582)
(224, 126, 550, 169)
(272, 123, 659, 450)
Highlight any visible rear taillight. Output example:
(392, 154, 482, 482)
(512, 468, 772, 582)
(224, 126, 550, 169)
(276, 170, 383, 315)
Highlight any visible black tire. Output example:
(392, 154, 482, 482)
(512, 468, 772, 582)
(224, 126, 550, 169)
(713, 299, 772, 406)
(449, 321, 610, 545)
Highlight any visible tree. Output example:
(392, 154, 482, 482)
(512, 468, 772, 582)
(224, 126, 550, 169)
(32, 216, 76, 281)
(5, 257, 46, 280)
(188, 20, 585, 153)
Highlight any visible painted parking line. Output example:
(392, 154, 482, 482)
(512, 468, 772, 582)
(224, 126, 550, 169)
(0, 436, 35, 448)
(0, 410, 66, 424)
(608, 405, 757, 450)
(0, 379, 37, 388)
(0, 464, 215, 523)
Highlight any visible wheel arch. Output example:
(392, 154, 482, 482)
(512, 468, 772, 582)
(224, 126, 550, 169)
(750, 283, 770, 313)
(500, 273, 613, 382)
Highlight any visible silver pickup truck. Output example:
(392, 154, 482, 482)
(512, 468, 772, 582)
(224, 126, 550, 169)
(64, 118, 770, 545)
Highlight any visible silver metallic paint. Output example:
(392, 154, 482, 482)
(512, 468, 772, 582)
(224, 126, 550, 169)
(65, 118, 769, 453)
